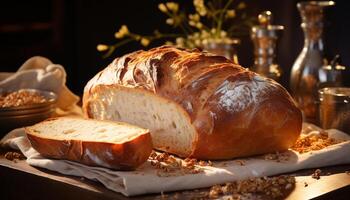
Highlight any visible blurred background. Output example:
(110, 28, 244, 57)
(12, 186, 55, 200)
(0, 0, 349, 95)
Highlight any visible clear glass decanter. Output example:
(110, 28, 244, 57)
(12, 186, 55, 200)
(290, 1, 335, 123)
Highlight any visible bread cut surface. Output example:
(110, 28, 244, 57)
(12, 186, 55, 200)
(88, 86, 196, 157)
(25, 117, 153, 170)
(28, 117, 147, 143)
(83, 46, 302, 160)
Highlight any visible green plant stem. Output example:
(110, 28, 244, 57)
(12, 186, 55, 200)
(207, 2, 220, 27)
(199, 22, 211, 32)
(128, 33, 142, 40)
(226, 15, 256, 37)
(103, 38, 134, 58)
(151, 33, 184, 40)
(183, 17, 196, 33)
(103, 32, 183, 58)
(217, 0, 234, 36)
(179, 20, 191, 35)
(164, 11, 190, 35)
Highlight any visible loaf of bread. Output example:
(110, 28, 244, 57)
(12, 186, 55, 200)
(83, 46, 302, 160)
(25, 117, 153, 170)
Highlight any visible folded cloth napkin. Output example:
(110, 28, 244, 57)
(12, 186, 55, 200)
(0, 56, 82, 116)
(1, 123, 350, 196)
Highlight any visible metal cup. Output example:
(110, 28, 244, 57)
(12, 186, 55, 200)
(318, 87, 350, 133)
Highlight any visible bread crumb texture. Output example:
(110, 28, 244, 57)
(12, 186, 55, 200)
(207, 175, 295, 199)
(291, 131, 343, 154)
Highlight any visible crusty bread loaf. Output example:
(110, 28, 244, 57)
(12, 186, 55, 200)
(25, 117, 153, 170)
(83, 46, 302, 160)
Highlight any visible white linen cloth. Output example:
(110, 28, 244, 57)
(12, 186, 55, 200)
(1, 123, 350, 196)
(0, 56, 82, 116)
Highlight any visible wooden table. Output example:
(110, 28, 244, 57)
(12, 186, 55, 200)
(1, 150, 350, 200)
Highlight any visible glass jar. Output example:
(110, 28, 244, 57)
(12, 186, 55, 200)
(318, 87, 350, 132)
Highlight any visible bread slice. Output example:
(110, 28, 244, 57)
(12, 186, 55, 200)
(25, 117, 153, 170)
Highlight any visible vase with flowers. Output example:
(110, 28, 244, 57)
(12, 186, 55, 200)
(97, 0, 255, 63)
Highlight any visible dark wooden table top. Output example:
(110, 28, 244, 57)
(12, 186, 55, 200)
(1, 149, 350, 200)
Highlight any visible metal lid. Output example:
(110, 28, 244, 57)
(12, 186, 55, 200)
(322, 54, 347, 71)
(297, 1, 335, 29)
(297, 1, 335, 9)
(319, 87, 350, 103)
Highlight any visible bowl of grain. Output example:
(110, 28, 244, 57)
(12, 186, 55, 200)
(0, 89, 57, 134)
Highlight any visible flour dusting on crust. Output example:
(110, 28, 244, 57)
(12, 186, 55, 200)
(215, 75, 276, 113)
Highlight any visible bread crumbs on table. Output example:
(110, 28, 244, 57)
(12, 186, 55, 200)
(207, 175, 295, 199)
(311, 169, 322, 180)
(291, 131, 342, 154)
(4, 151, 25, 161)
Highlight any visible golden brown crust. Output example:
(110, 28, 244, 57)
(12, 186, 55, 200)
(25, 117, 153, 170)
(83, 46, 302, 160)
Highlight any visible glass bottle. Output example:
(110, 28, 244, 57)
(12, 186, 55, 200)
(250, 11, 284, 81)
(290, 1, 335, 123)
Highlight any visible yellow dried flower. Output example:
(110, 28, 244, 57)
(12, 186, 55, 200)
(140, 38, 150, 46)
(189, 20, 196, 27)
(193, 0, 207, 16)
(226, 9, 236, 18)
(115, 25, 129, 39)
(189, 14, 200, 22)
(238, 2, 246, 10)
(115, 33, 122, 39)
(202, 39, 208, 45)
(196, 22, 203, 29)
(194, 39, 201, 46)
(165, 41, 174, 46)
(98, 0, 253, 56)
(201, 30, 210, 38)
(96, 44, 109, 52)
(193, 32, 200, 38)
(220, 30, 227, 37)
(175, 37, 185, 47)
(166, 2, 179, 12)
(166, 18, 174, 25)
(158, 3, 167, 13)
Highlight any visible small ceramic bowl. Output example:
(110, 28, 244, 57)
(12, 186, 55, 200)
(0, 89, 57, 135)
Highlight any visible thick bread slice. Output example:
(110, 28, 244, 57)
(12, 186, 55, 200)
(25, 117, 153, 170)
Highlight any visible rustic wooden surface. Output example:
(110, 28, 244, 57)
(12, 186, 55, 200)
(1, 149, 350, 200)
